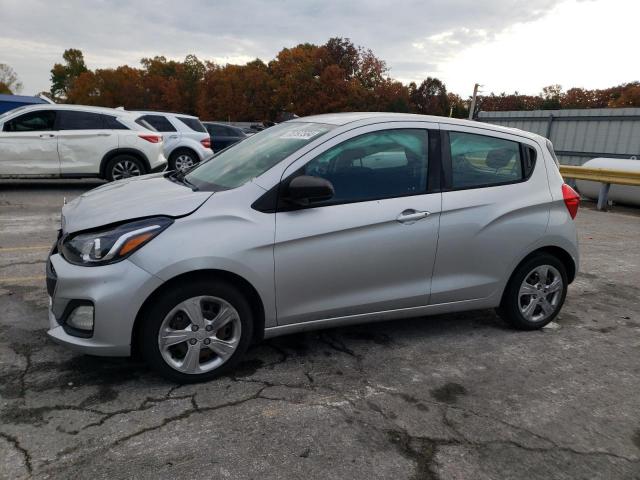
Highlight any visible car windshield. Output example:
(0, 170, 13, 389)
(185, 122, 334, 190)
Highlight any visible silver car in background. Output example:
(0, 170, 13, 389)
(46, 112, 580, 382)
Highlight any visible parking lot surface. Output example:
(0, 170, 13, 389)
(1, 180, 639, 479)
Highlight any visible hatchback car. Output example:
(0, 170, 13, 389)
(47, 113, 580, 383)
(134, 111, 213, 171)
(0, 104, 166, 181)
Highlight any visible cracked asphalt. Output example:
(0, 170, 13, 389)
(1, 180, 639, 479)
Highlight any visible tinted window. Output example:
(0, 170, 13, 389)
(186, 122, 334, 191)
(449, 132, 522, 188)
(3, 110, 56, 132)
(302, 129, 428, 204)
(226, 126, 244, 136)
(142, 115, 176, 132)
(177, 116, 207, 133)
(206, 124, 227, 136)
(103, 115, 129, 130)
(58, 110, 105, 130)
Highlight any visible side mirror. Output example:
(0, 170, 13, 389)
(286, 175, 334, 206)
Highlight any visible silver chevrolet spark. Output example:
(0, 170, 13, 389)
(47, 113, 580, 383)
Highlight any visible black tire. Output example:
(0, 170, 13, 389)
(140, 280, 254, 383)
(497, 253, 568, 330)
(169, 149, 199, 171)
(105, 155, 146, 182)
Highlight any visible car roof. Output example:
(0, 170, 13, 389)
(293, 112, 544, 143)
(203, 121, 239, 127)
(133, 110, 199, 119)
(2, 103, 144, 118)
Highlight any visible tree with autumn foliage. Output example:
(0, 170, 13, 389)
(52, 40, 640, 121)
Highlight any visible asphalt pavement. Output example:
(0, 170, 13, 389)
(0, 180, 639, 479)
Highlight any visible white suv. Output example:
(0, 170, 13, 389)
(134, 112, 213, 171)
(0, 104, 167, 181)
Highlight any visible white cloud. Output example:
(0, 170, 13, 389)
(435, 0, 640, 96)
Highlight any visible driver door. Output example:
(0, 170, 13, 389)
(274, 122, 442, 326)
(0, 109, 60, 176)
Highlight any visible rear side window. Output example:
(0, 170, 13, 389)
(3, 110, 56, 132)
(448, 132, 525, 189)
(58, 111, 105, 130)
(102, 115, 129, 130)
(141, 115, 176, 132)
(177, 116, 207, 133)
(206, 124, 227, 136)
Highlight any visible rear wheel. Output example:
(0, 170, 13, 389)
(140, 280, 253, 383)
(497, 253, 568, 330)
(106, 155, 145, 181)
(169, 149, 198, 172)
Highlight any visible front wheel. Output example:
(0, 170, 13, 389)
(140, 280, 253, 383)
(497, 253, 568, 330)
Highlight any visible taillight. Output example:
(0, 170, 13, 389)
(139, 134, 162, 143)
(562, 184, 580, 219)
(201, 137, 211, 149)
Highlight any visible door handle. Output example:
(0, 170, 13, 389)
(96, 132, 111, 136)
(396, 209, 430, 224)
(39, 134, 56, 138)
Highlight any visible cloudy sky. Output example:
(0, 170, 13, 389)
(1, 0, 638, 97)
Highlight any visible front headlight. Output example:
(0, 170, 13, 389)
(60, 217, 173, 266)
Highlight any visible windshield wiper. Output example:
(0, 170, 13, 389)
(169, 170, 199, 191)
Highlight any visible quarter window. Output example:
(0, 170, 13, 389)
(301, 129, 429, 204)
(3, 110, 56, 132)
(102, 115, 129, 130)
(448, 132, 523, 188)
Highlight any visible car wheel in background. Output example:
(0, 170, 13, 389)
(106, 155, 146, 181)
(140, 280, 254, 383)
(170, 149, 199, 172)
(497, 253, 568, 330)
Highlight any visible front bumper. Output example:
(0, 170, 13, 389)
(46, 251, 164, 356)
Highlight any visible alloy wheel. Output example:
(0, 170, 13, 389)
(518, 265, 564, 323)
(174, 154, 196, 171)
(112, 160, 142, 180)
(158, 296, 242, 374)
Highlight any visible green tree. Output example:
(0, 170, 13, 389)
(541, 84, 562, 110)
(409, 77, 450, 116)
(50, 49, 88, 100)
(0, 64, 23, 94)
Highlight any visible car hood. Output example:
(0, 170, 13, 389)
(61, 173, 214, 233)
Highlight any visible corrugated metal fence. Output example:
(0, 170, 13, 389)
(477, 108, 640, 165)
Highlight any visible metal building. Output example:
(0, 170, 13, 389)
(478, 108, 640, 165)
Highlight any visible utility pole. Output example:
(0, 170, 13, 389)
(468, 83, 480, 120)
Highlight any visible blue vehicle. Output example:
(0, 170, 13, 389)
(0, 94, 51, 114)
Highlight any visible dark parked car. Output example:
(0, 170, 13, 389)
(203, 122, 247, 152)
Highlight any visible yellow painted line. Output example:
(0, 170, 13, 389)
(0, 275, 46, 284)
(0, 245, 50, 253)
